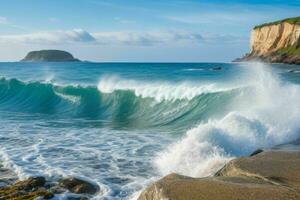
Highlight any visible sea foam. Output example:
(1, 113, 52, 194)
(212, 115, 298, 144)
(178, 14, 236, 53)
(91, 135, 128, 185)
(97, 76, 235, 102)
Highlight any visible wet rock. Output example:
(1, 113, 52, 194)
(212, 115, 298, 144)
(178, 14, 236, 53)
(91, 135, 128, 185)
(59, 177, 99, 194)
(0, 184, 49, 200)
(66, 196, 88, 200)
(0, 165, 98, 199)
(0, 173, 51, 200)
(212, 66, 222, 70)
(11, 190, 27, 196)
(43, 191, 54, 199)
(250, 148, 264, 156)
(15, 176, 46, 191)
(49, 185, 66, 194)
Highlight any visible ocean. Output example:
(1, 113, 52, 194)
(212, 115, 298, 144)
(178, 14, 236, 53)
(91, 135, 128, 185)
(0, 62, 299, 199)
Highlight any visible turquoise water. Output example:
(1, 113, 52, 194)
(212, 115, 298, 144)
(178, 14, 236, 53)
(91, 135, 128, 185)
(0, 62, 299, 199)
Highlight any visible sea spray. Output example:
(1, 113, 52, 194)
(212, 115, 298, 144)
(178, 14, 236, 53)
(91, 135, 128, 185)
(154, 62, 300, 177)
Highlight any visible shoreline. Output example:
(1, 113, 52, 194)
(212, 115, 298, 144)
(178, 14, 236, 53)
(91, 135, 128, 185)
(1, 145, 300, 200)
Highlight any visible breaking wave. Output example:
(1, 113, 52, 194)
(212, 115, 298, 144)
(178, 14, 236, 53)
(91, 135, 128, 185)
(154, 63, 300, 177)
(0, 77, 238, 129)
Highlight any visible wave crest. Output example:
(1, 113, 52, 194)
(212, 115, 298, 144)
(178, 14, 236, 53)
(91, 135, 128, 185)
(97, 76, 234, 102)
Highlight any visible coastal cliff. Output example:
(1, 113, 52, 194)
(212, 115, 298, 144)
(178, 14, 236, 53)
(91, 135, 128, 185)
(138, 150, 300, 200)
(235, 17, 300, 64)
(21, 50, 80, 62)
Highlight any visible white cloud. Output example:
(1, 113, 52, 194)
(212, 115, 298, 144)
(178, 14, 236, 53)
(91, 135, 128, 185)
(93, 30, 205, 45)
(0, 17, 8, 24)
(0, 29, 242, 46)
(0, 29, 96, 44)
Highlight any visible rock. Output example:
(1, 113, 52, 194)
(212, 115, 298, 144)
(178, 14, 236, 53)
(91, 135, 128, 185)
(138, 150, 300, 200)
(43, 191, 54, 199)
(21, 50, 80, 62)
(49, 185, 66, 194)
(0, 165, 98, 199)
(212, 66, 222, 70)
(249, 148, 264, 156)
(59, 177, 99, 194)
(217, 151, 300, 188)
(15, 176, 46, 191)
(0, 172, 54, 200)
(65, 196, 88, 200)
(0, 183, 49, 200)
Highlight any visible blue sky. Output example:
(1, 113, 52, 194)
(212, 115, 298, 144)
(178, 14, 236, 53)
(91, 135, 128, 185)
(0, 0, 299, 62)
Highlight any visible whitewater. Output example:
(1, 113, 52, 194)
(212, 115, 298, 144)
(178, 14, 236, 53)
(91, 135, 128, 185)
(0, 62, 299, 199)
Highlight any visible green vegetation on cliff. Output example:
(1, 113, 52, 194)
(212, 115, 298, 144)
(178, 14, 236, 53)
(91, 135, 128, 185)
(277, 34, 300, 57)
(277, 44, 300, 56)
(254, 16, 300, 29)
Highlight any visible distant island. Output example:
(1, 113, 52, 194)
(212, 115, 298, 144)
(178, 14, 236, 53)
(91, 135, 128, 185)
(21, 50, 80, 62)
(234, 17, 300, 65)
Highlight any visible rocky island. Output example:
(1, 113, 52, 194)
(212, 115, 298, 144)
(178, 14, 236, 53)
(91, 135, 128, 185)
(234, 17, 300, 64)
(21, 50, 80, 62)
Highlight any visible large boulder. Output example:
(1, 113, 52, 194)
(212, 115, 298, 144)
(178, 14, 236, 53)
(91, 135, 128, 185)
(216, 151, 300, 188)
(138, 151, 300, 200)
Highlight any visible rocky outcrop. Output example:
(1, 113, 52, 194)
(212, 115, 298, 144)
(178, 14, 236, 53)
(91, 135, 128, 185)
(0, 177, 53, 200)
(235, 17, 300, 64)
(21, 50, 80, 62)
(0, 168, 99, 200)
(138, 150, 300, 200)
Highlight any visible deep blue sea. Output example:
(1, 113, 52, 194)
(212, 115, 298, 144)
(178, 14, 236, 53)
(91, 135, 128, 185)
(0, 62, 300, 199)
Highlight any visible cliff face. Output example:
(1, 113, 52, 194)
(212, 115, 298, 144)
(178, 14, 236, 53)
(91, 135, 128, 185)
(235, 17, 300, 64)
(251, 22, 300, 55)
(21, 50, 80, 62)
